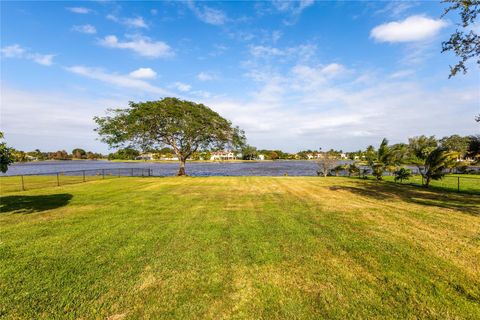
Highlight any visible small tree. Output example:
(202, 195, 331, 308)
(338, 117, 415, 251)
(347, 163, 360, 177)
(466, 135, 480, 163)
(367, 138, 397, 180)
(421, 148, 451, 187)
(394, 168, 412, 183)
(95, 98, 245, 175)
(241, 145, 258, 160)
(0, 132, 14, 173)
(72, 148, 87, 159)
(333, 164, 346, 176)
(316, 152, 337, 177)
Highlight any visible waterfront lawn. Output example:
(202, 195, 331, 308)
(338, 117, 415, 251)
(1, 177, 479, 319)
(380, 174, 480, 194)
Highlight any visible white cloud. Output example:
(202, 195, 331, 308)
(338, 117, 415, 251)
(186, 1, 227, 25)
(107, 14, 148, 29)
(205, 69, 479, 151)
(272, 0, 314, 14)
(129, 67, 157, 79)
(197, 72, 216, 81)
(30, 53, 55, 66)
(389, 69, 415, 79)
(371, 15, 448, 43)
(65, 65, 169, 95)
(249, 44, 316, 61)
(321, 63, 346, 76)
(66, 7, 91, 14)
(1, 44, 54, 66)
(375, 1, 417, 18)
(250, 45, 284, 57)
(72, 24, 97, 34)
(125, 17, 148, 28)
(271, 0, 314, 25)
(171, 82, 192, 92)
(0, 86, 107, 152)
(99, 35, 173, 58)
(0, 44, 25, 57)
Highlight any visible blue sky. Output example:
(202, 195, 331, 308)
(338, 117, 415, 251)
(1, 1, 479, 153)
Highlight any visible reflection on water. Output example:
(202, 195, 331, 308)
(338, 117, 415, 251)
(2, 160, 356, 176)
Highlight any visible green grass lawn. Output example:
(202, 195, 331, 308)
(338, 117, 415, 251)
(1, 177, 479, 319)
(376, 174, 480, 194)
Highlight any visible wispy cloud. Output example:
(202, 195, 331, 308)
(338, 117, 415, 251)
(66, 7, 92, 14)
(1, 86, 102, 151)
(72, 24, 97, 34)
(371, 15, 448, 43)
(375, 1, 418, 18)
(65, 65, 169, 95)
(1, 44, 55, 66)
(129, 67, 157, 79)
(170, 82, 192, 92)
(206, 64, 478, 151)
(186, 1, 228, 25)
(197, 72, 217, 81)
(248, 44, 317, 62)
(106, 14, 148, 29)
(271, 0, 314, 25)
(98, 34, 173, 58)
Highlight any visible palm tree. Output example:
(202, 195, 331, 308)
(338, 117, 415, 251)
(394, 168, 412, 183)
(421, 148, 453, 187)
(333, 164, 346, 176)
(347, 163, 359, 177)
(367, 138, 397, 180)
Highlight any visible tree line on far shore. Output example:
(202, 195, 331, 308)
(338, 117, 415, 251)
(316, 135, 480, 187)
(8, 148, 103, 162)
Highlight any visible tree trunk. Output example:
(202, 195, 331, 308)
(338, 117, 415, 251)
(177, 158, 187, 176)
(424, 176, 430, 188)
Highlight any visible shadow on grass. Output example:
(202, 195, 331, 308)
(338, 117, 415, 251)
(0, 194, 73, 214)
(329, 181, 480, 216)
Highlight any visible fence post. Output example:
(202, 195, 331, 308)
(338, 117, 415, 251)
(149, 169, 152, 176)
(457, 176, 460, 193)
(56, 172, 60, 186)
(131, 168, 134, 176)
(83, 170, 86, 182)
(21, 175, 25, 191)
(102, 169, 105, 179)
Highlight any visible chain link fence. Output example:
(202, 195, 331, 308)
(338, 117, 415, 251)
(387, 174, 480, 194)
(0, 168, 152, 193)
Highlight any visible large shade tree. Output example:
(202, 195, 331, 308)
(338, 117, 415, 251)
(0, 132, 14, 173)
(442, 0, 479, 78)
(441, 0, 480, 121)
(94, 98, 245, 176)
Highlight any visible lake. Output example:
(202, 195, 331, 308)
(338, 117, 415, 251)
(1, 160, 355, 177)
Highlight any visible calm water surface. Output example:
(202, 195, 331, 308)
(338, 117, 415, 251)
(2, 160, 354, 176)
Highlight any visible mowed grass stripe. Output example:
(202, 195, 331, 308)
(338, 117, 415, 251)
(0, 177, 479, 319)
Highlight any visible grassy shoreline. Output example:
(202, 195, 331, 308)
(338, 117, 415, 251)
(1, 177, 479, 319)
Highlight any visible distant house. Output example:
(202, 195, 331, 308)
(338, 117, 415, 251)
(26, 155, 38, 161)
(258, 154, 265, 161)
(307, 153, 323, 159)
(160, 156, 179, 161)
(210, 151, 237, 161)
(136, 153, 154, 160)
(340, 153, 347, 159)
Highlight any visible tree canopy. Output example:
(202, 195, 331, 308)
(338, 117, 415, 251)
(0, 132, 14, 173)
(442, 0, 480, 77)
(94, 98, 245, 175)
